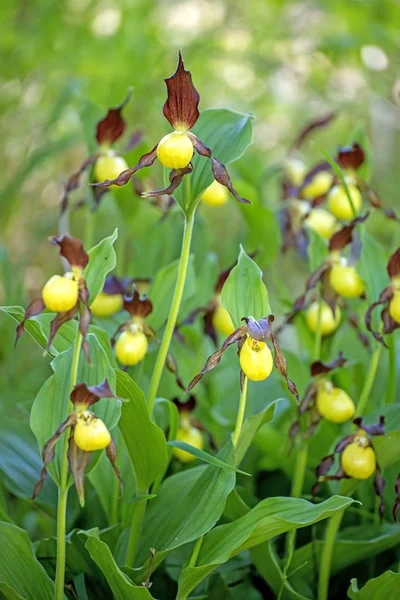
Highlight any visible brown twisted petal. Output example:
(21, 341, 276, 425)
(46, 303, 79, 353)
(387, 248, 400, 279)
(50, 235, 89, 269)
(365, 285, 394, 348)
(92, 145, 159, 189)
(70, 379, 116, 409)
(188, 133, 250, 204)
(15, 298, 46, 345)
(328, 213, 369, 252)
(393, 472, 400, 521)
(142, 164, 193, 198)
(373, 465, 385, 521)
(123, 288, 153, 318)
(60, 153, 100, 215)
(310, 352, 347, 377)
(96, 89, 132, 145)
(68, 436, 92, 507)
(166, 353, 186, 392)
(337, 143, 365, 170)
(290, 112, 337, 151)
(186, 325, 248, 391)
(269, 333, 299, 401)
(32, 413, 78, 500)
(106, 438, 123, 496)
(163, 51, 200, 131)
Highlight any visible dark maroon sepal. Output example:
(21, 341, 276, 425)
(123, 288, 153, 318)
(337, 143, 365, 170)
(50, 235, 89, 269)
(70, 379, 116, 409)
(96, 89, 132, 146)
(163, 51, 200, 132)
(16, 298, 46, 346)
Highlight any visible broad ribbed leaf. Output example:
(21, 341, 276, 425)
(167, 441, 249, 474)
(176, 496, 354, 600)
(0, 522, 57, 600)
(84, 229, 118, 304)
(348, 571, 400, 599)
(81, 529, 154, 599)
(116, 369, 168, 490)
(221, 246, 270, 328)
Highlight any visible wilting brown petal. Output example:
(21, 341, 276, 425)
(70, 379, 116, 409)
(15, 298, 46, 346)
(270, 334, 299, 401)
(166, 353, 186, 391)
(92, 145, 158, 189)
(60, 153, 100, 215)
(173, 395, 196, 413)
(393, 472, 400, 522)
(373, 465, 385, 521)
(353, 415, 385, 437)
(311, 352, 347, 377)
(299, 383, 317, 414)
(387, 248, 400, 279)
(316, 454, 335, 478)
(50, 235, 89, 269)
(186, 325, 248, 391)
(162, 51, 200, 131)
(96, 89, 132, 146)
(123, 288, 153, 318)
(382, 307, 400, 336)
(46, 303, 79, 353)
(142, 164, 193, 197)
(32, 414, 77, 500)
(328, 213, 369, 252)
(291, 112, 337, 150)
(106, 439, 123, 496)
(337, 143, 365, 170)
(188, 133, 250, 204)
(203, 307, 218, 347)
(68, 436, 91, 507)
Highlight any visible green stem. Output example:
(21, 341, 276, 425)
(232, 377, 248, 447)
(147, 210, 195, 416)
(356, 345, 381, 416)
(318, 509, 345, 600)
(188, 536, 203, 568)
(55, 331, 82, 600)
(387, 334, 396, 405)
(124, 495, 147, 568)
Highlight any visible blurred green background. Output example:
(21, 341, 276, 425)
(1, 0, 400, 430)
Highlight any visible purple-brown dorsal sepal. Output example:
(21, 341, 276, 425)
(123, 288, 153, 318)
(60, 153, 100, 215)
(70, 380, 116, 409)
(166, 353, 186, 391)
(245, 315, 274, 342)
(337, 143, 365, 170)
(16, 298, 46, 345)
(353, 415, 385, 437)
(92, 145, 158, 189)
(328, 213, 369, 252)
(142, 164, 193, 197)
(387, 248, 400, 279)
(96, 89, 132, 146)
(290, 112, 337, 150)
(103, 275, 131, 296)
(186, 325, 248, 391)
(173, 395, 196, 413)
(32, 413, 77, 500)
(50, 235, 89, 269)
(311, 352, 346, 377)
(46, 304, 80, 353)
(106, 438, 123, 495)
(188, 133, 250, 204)
(68, 436, 91, 507)
(162, 51, 200, 132)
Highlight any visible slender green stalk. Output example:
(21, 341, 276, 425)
(147, 210, 195, 416)
(232, 377, 248, 447)
(387, 334, 396, 405)
(318, 508, 345, 600)
(188, 536, 203, 568)
(124, 495, 147, 567)
(55, 331, 82, 600)
(356, 345, 381, 416)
